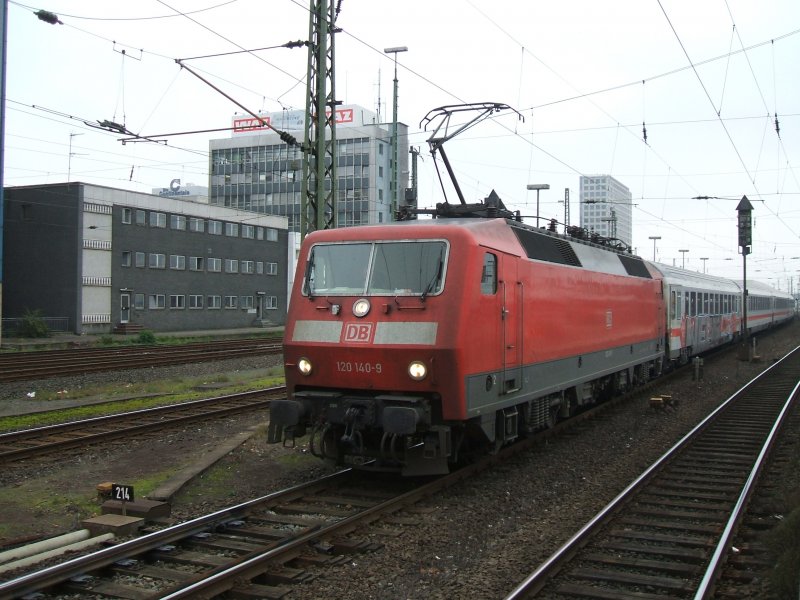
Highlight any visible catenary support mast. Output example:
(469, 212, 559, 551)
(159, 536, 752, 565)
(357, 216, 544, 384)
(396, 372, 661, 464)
(301, 0, 338, 238)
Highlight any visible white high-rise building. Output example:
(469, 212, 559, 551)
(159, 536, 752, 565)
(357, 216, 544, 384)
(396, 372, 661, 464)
(578, 175, 633, 248)
(209, 105, 408, 232)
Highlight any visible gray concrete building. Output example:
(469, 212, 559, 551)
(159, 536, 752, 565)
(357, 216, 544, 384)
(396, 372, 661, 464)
(3, 182, 288, 334)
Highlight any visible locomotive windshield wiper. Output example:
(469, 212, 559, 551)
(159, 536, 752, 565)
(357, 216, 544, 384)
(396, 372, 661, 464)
(304, 248, 315, 299)
(421, 249, 445, 301)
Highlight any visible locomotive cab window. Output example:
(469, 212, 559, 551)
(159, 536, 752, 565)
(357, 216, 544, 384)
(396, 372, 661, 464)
(304, 240, 447, 297)
(481, 253, 497, 295)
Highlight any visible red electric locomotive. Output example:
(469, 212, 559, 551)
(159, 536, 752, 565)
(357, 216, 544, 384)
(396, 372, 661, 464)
(269, 212, 669, 474)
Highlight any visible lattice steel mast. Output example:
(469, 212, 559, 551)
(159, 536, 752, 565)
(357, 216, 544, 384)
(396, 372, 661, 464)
(301, 0, 339, 237)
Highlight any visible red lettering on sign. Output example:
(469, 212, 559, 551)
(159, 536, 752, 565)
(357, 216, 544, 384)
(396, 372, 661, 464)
(233, 116, 271, 132)
(343, 322, 374, 343)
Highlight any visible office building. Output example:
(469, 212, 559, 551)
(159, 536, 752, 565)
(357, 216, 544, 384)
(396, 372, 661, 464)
(3, 182, 288, 334)
(579, 175, 633, 248)
(209, 105, 408, 231)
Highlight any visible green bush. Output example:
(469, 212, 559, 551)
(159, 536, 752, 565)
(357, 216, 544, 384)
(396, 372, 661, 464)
(18, 309, 50, 338)
(99, 335, 115, 346)
(136, 330, 157, 345)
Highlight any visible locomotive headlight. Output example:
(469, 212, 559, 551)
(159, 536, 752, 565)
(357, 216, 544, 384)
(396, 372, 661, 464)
(353, 298, 371, 317)
(297, 357, 313, 376)
(408, 360, 427, 381)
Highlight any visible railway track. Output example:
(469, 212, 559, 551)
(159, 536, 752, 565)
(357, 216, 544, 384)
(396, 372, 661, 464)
(505, 344, 800, 599)
(0, 337, 282, 382)
(0, 452, 494, 598)
(0, 387, 285, 464)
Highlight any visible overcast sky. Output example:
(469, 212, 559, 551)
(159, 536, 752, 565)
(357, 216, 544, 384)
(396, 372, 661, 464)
(5, 0, 800, 288)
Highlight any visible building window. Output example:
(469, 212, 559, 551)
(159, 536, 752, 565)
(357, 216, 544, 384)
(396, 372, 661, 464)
(225, 259, 239, 273)
(170, 255, 186, 270)
(122, 208, 132, 224)
(149, 253, 166, 269)
(121, 251, 132, 267)
(241, 295, 254, 309)
(148, 294, 166, 309)
(378, 166, 384, 178)
(207, 257, 222, 272)
(208, 295, 222, 309)
(134, 293, 145, 310)
(170, 295, 185, 309)
(189, 256, 204, 271)
(256, 261, 264, 274)
(266, 296, 278, 309)
(242, 260, 255, 274)
(170, 215, 187, 230)
(189, 295, 203, 309)
(189, 217, 205, 232)
(150, 212, 167, 228)
(266, 262, 278, 275)
(135, 252, 146, 268)
(257, 227, 264, 240)
(224, 295, 238, 309)
(242, 224, 255, 239)
(208, 220, 223, 235)
(225, 222, 239, 237)
(136, 209, 146, 225)
(265, 228, 278, 241)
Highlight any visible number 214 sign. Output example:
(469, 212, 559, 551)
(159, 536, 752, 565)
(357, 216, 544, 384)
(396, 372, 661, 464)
(111, 483, 134, 502)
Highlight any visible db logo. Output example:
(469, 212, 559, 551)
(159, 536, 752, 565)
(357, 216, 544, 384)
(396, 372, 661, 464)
(343, 322, 374, 343)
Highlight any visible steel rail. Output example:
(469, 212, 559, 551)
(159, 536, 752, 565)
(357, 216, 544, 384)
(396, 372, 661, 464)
(0, 338, 282, 382)
(693, 375, 800, 599)
(0, 387, 285, 463)
(504, 344, 800, 599)
(0, 468, 355, 598)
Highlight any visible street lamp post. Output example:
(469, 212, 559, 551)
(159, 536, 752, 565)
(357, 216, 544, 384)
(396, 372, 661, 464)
(527, 183, 550, 228)
(648, 236, 661, 262)
(737, 195, 753, 358)
(679, 249, 689, 269)
(700, 257, 708, 273)
(384, 45, 408, 220)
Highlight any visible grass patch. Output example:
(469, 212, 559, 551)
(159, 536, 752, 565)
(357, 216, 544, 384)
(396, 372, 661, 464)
(0, 370, 285, 433)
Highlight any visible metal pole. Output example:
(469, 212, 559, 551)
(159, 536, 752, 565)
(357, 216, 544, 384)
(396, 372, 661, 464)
(384, 46, 407, 220)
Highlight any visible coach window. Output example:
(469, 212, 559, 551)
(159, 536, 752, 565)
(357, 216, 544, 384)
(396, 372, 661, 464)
(670, 290, 677, 320)
(481, 253, 497, 294)
(690, 292, 696, 316)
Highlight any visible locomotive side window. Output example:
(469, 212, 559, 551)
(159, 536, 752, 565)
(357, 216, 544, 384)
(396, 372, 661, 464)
(481, 253, 497, 294)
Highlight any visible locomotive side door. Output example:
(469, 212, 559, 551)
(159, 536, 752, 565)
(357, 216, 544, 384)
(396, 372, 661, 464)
(498, 252, 522, 393)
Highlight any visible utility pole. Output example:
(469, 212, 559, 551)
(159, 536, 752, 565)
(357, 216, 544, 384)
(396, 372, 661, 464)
(648, 236, 661, 261)
(301, 0, 338, 238)
(384, 46, 407, 220)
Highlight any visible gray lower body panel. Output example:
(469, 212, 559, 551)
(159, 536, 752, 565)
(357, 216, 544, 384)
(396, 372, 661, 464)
(466, 339, 662, 416)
